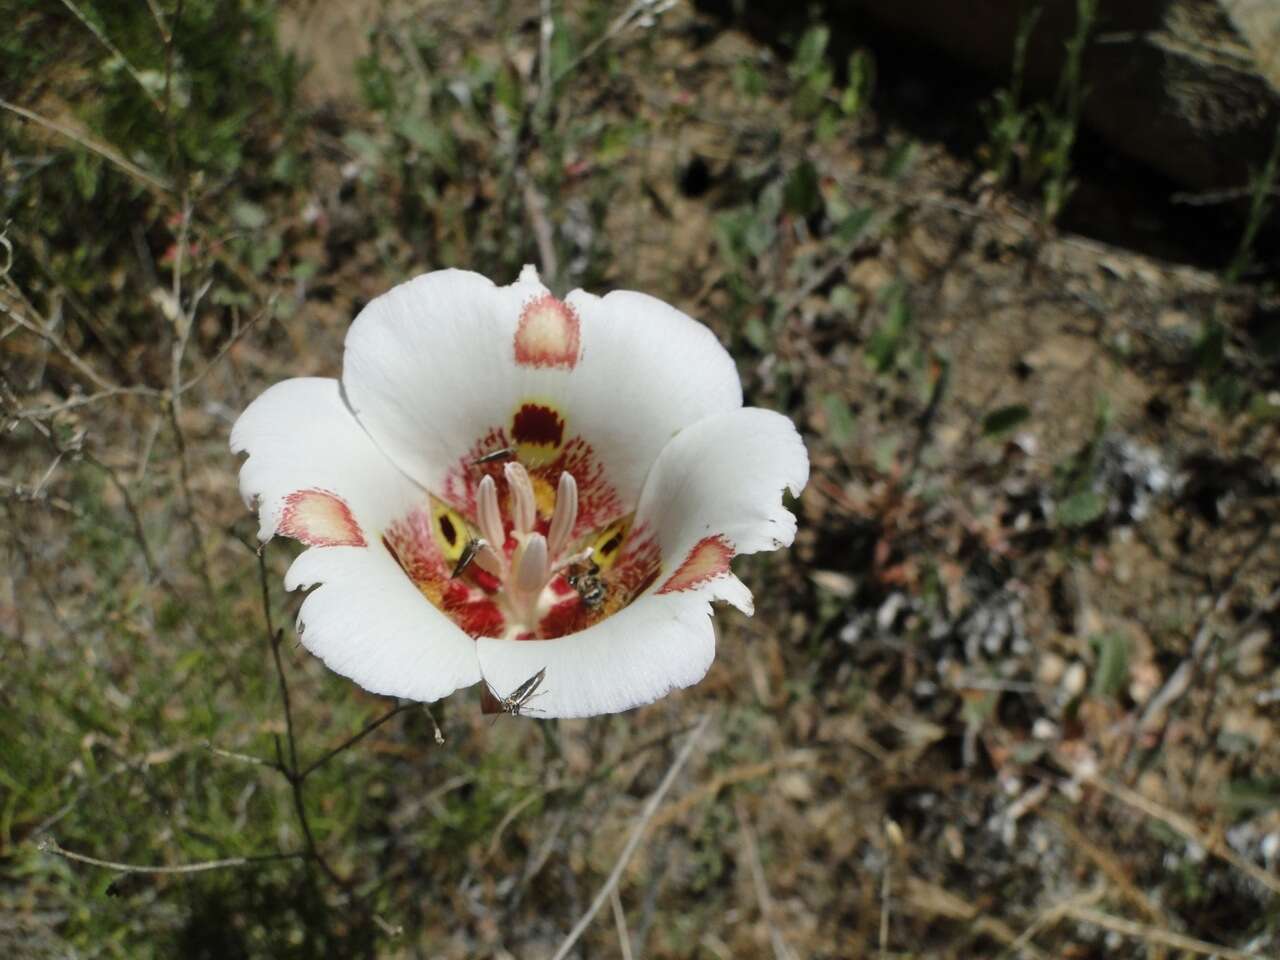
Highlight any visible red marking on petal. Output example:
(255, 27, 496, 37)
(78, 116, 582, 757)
(514, 294, 581, 369)
(441, 581, 505, 637)
(441, 429, 624, 542)
(657, 535, 735, 595)
(279, 489, 366, 547)
(614, 523, 662, 597)
(538, 594, 592, 639)
(512, 403, 565, 448)
(384, 508, 449, 586)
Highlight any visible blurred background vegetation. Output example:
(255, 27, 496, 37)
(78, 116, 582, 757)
(2, 0, 1279, 957)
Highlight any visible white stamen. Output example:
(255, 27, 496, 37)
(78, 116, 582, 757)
(476, 475, 505, 551)
(473, 542, 504, 577)
(504, 462, 537, 534)
(546, 471, 578, 559)
(512, 533, 549, 600)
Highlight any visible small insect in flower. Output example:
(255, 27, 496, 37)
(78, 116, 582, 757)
(451, 537, 488, 579)
(488, 667, 547, 717)
(565, 559, 607, 609)
(471, 446, 517, 466)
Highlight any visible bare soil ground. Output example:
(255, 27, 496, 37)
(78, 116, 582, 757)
(3, 2, 1279, 958)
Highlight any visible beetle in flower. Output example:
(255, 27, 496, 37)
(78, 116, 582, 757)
(231, 266, 808, 718)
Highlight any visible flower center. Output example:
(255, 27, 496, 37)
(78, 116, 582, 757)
(460, 463, 594, 639)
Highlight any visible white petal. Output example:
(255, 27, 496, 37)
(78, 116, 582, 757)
(230, 377, 480, 701)
(341, 269, 549, 494)
(340, 270, 743, 514)
(634, 406, 809, 603)
(475, 406, 806, 720)
(562, 289, 743, 505)
(286, 546, 480, 701)
(475, 589, 717, 719)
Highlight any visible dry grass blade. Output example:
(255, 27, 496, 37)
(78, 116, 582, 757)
(1089, 776, 1280, 898)
(1064, 905, 1269, 960)
(736, 797, 798, 960)
(610, 887, 634, 960)
(0, 98, 173, 195)
(37, 836, 302, 875)
(550, 713, 712, 960)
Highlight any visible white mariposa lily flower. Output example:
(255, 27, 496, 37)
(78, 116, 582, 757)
(231, 266, 808, 719)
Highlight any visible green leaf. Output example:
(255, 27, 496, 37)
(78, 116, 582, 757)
(866, 283, 910, 374)
(982, 404, 1031, 437)
(733, 59, 765, 99)
(835, 207, 874, 243)
(881, 139, 918, 180)
(783, 161, 821, 217)
(821, 393, 856, 445)
(231, 201, 268, 230)
(1089, 632, 1129, 698)
(494, 62, 523, 117)
(1057, 489, 1105, 528)
(791, 25, 829, 80)
(1219, 777, 1280, 815)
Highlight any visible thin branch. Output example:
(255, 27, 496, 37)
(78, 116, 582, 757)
(257, 546, 344, 887)
(550, 713, 711, 960)
(38, 835, 303, 875)
(11, 385, 162, 419)
(177, 297, 273, 395)
(82, 450, 160, 580)
(0, 287, 125, 393)
(298, 702, 420, 781)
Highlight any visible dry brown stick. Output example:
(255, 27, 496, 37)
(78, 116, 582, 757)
(1063, 905, 1269, 960)
(549, 713, 712, 960)
(1089, 775, 1280, 898)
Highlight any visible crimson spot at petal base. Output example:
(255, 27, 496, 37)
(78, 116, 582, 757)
(512, 403, 566, 448)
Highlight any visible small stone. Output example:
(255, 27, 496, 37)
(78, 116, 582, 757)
(1061, 661, 1088, 698)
